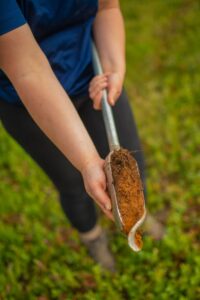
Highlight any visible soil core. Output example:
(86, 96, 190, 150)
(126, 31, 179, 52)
(110, 149, 145, 248)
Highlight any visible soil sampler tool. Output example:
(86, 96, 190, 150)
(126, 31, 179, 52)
(92, 43, 146, 251)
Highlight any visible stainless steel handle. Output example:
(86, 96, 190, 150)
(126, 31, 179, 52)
(92, 43, 120, 151)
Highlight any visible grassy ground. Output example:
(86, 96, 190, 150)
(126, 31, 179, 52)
(0, 0, 199, 299)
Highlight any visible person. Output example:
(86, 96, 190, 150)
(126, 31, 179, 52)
(0, 0, 163, 272)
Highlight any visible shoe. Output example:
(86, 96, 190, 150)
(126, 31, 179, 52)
(80, 228, 116, 272)
(143, 213, 165, 240)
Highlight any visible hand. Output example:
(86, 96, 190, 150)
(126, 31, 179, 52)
(81, 158, 114, 221)
(89, 72, 123, 110)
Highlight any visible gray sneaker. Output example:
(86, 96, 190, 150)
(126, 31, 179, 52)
(81, 231, 116, 272)
(143, 213, 165, 240)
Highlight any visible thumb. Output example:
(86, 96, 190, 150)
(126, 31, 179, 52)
(108, 87, 118, 106)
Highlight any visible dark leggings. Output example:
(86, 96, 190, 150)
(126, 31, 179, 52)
(0, 90, 146, 233)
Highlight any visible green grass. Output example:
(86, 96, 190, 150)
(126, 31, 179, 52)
(0, 0, 199, 299)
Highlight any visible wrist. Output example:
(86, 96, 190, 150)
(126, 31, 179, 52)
(79, 152, 103, 175)
(104, 67, 126, 81)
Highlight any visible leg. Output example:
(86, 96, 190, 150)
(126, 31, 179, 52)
(0, 100, 97, 233)
(0, 100, 116, 271)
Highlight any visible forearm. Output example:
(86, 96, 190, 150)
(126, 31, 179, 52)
(93, 4, 126, 79)
(0, 22, 112, 216)
(0, 26, 99, 172)
(13, 67, 100, 172)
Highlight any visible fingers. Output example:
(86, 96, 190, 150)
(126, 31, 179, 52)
(93, 90, 103, 110)
(82, 160, 114, 221)
(89, 72, 123, 109)
(87, 183, 114, 221)
(94, 188, 114, 221)
(89, 75, 107, 92)
(89, 75, 108, 110)
(94, 185, 111, 210)
(99, 204, 114, 221)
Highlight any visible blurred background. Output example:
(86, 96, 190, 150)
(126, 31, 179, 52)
(0, 0, 199, 299)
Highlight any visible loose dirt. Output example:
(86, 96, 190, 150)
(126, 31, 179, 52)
(110, 148, 145, 248)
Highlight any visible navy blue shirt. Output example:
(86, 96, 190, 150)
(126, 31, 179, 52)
(0, 0, 98, 104)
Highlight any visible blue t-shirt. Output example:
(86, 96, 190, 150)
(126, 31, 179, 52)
(0, 0, 98, 104)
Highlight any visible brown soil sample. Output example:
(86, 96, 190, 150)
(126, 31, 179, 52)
(110, 149, 145, 247)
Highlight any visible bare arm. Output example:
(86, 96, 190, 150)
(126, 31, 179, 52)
(90, 0, 126, 108)
(0, 24, 112, 218)
(94, 0, 125, 78)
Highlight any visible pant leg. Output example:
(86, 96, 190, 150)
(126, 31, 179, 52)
(0, 100, 97, 233)
(79, 89, 146, 194)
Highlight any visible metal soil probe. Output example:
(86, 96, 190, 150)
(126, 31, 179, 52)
(92, 43, 146, 252)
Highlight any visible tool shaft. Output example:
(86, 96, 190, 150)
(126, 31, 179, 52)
(92, 43, 120, 151)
